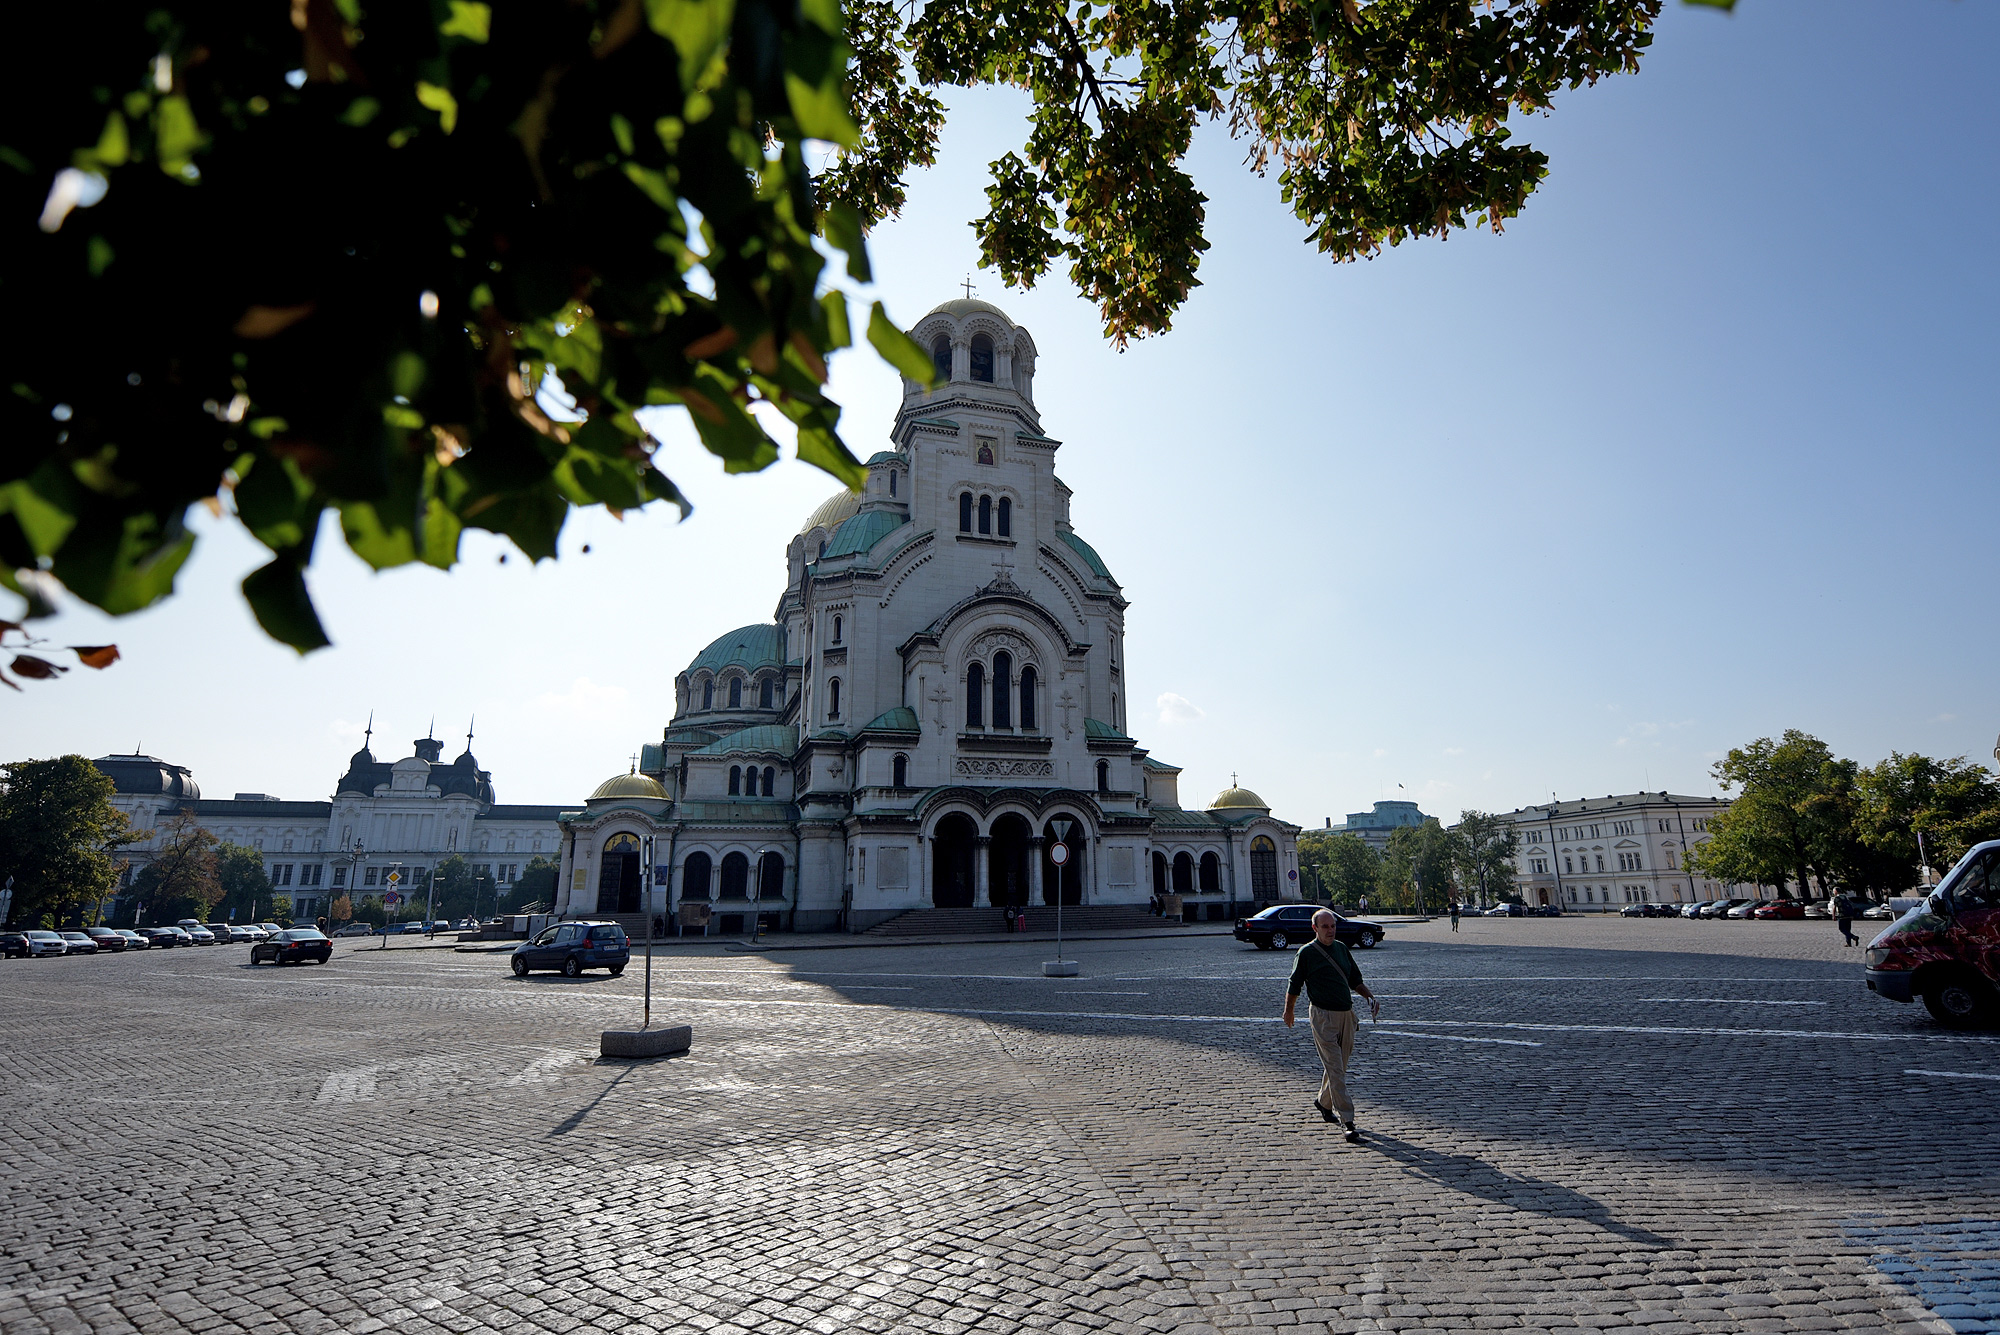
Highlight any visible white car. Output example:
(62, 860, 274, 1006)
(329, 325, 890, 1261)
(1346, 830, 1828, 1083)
(22, 930, 68, 957)
(1726, 901, 1764, 919)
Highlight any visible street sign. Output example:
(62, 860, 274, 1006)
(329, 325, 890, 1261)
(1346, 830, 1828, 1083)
(1049, 843, 1070, 867)
(384, 891, 401, 907)
(386, 871, 401, 886)
(1288, 869, 1298, 881)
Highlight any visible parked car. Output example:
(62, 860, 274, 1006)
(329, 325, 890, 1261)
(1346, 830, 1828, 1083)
(1526, 904, 1562, 917)
(238, 925, 269, 942)
(1233, 903, 1387, 950)
(84, 927, 129, 951)
(115, 929, 150, 949)
(135, 927, 178, 947)
(1678, 902, 1705, 919)
(0, 931, 29, 958)
(175, 920, 216, 944)
(1619, 904, 1650, 918)
(58, 931, 99, 954)
(1484, 903, 1526, 917)
(1753, 901, 1807, 920)
(511, 921, 632, 976)
(331, 923, 373, 937)
(22, 930, 68, 957)
(251, 928, 333, 966)
(1866, 840, 2000, 1026)
(1862, 904, 1896, 920)
(1803, 903, 1832, 919)
(202, 922, 234, 943)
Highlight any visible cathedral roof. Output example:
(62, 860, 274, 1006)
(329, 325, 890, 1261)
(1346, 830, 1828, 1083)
(1084, 718, 1132, 741)
(686, 624, 787, 677)
(1056, 530, 1117, 586)
(589, 772, 669, 801)
(865, 451, 903, 466)
(822, 511, 908, 560)
(925, 297, 1013, 322)
(798, 488, 862, 537)
(92, 754, 201, 800)
(1210, 786, 1271, 811)
(694, 725, 799, 756)
(860, 706, 921, 734)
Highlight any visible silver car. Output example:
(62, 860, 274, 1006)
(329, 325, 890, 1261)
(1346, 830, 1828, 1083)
(23, 930, 67, 957)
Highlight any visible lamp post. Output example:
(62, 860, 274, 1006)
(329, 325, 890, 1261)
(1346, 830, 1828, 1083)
(752, 847, 771, 943)
(1043, 817, 1078, 977)
(335, 839, 365, 934)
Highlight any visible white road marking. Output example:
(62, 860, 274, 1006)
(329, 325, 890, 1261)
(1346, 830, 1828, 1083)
(1631, 998, 1829, 1005)
(505, 1050, 581, 1086)
(1372, 1031, 1541, 1047)
(315, 1065, 381, 1103)
(1906, 1068, 2000, 1081)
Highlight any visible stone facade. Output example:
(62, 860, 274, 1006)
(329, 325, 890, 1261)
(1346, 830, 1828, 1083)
(1501, 791, 1748, 911)
(555, 297, 1302, 932)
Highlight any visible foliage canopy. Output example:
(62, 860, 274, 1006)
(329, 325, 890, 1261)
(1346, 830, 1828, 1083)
(0, 755, 136, 926)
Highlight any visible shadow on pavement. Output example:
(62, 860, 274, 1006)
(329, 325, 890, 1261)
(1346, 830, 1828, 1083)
(1362, 1132, 1671, 1247)
(547, 1062, 636, 1137)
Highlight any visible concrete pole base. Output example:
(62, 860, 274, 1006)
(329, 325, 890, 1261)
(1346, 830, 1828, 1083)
(600, 1025, 693, 1058)
(1042, 960, 1079, 977)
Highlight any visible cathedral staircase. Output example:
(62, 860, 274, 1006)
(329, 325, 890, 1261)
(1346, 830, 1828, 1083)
(861, 905, 1185, 938)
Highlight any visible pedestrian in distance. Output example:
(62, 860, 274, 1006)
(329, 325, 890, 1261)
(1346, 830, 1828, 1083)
(1450, 900, 1461, 932)
(1837, 896, 1858, 948)
(1283, 908, 1381, 1143)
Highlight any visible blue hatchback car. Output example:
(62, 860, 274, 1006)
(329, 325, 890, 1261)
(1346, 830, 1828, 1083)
(511, 921, 630, 977)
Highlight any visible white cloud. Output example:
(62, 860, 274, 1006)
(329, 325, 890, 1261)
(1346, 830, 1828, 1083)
(1443, 747, 1465, 757)
(535, 676, 631, 720)
(1156, 691, 1205, 725)
(1372, 748, 1389, 759)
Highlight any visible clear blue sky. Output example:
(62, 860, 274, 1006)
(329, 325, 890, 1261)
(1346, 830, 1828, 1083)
(9, 0, 1996, 824)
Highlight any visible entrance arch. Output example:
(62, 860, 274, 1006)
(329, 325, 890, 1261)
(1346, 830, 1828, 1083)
(598, 833, 641, 914)
(932, 814, 977, 907)
(1172, 852, 1195, 896)
(1250, 836, 1279, 900)
(1042, 816, 1085, 905)
(990, 813, 1034, 906)
(1152, 850, 1169, 898)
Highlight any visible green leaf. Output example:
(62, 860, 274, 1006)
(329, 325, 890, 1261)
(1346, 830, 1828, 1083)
(154, 96, 203, 172)
(821, 290, 852, 349)
(439, 1, 492, 41)
(93, 112, 130, 168)
(232, 455, 318, 551)
(821, 207, 871, 283)
(336, 499, 419, 570)
(418, 497, 462, 570)
(867, 302, 939, 389)
(0, 475, 78, 557)
(785, 60, 860, 146)
(464, 487, 568, 561)
(416, 82, 459, 134)
(795, 424, 865, 489)
(241, 557, 330, 652)
(681, 368, 780, 472)
(49, 510, 194, 616)
(644, 0, 737, 99)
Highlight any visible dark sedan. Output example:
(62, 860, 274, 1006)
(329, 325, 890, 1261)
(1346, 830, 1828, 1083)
(1234, 903, 1385, 951)
(137, 928, 181, 947)
(251, 929, 332, 965)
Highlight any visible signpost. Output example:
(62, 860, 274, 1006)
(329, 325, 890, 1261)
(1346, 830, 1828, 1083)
(600, 832, 692, 1059)
(381, 871, 401, 949)
(1043, 819, 1079, 977)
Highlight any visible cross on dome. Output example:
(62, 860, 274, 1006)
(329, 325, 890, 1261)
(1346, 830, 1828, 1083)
(960, 274, 977, 299)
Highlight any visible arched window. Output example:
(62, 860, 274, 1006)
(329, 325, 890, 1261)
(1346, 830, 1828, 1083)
(1152, 850, 1169, 896)
(702, 679, 714, 710)
(828, 678, 841, 719)
(1111, 693, 1118, 727)
(762, 766, 775, 795)
(832, 615, 842, 643)
(889, 469, 897, 497)
(758, 852, 785, 900)
(892, 753, 908, 787)
(991, 651, 1012, 729)
(997, 497, 1011, 537)
(978, 495, 992, 534)
(1173, 852, 1195, 895)
(728, 677, 742, 709)
(1250, 835, 1279, 899)
(931, 334, 952, 381)
(1199, 852, 1221, 893)
(759, 677, 774, 709)
(959, 492, 973, 532)
(682, 852, 712, 900)
(1096, 760, 1109, 793)
(729, 765, 742, 796)
(719, 851, 750, 899)
(1019, 665, 1037, 730)
(965, 662, 984, 727)
(969, 333, 994, 382)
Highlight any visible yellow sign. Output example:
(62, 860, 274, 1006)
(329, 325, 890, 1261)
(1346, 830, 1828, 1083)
(572, 869, 587, 890)
(386, 871, 401, 886)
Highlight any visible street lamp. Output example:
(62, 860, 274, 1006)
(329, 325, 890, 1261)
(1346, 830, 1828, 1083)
(752, 847, 771, 943)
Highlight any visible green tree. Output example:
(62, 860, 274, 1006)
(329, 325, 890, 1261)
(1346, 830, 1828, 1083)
(424, 854, 482, 920)
(1855, 752, 2000, 881)
(1450, 809, 1520, 906)
(213, 841, 272, 921)
(0, 755, 134, 927)
(1686, 730, 1891, 900)
(503, 855, 559, 914)
(1380, 819, 1454, 915)
(1297, 833, 1378, 908)
(7, 0, 1671, 648)
(130, 808, 222, 923)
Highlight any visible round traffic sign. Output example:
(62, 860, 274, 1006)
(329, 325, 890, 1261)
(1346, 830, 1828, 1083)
(384, 891, 401, 907)
(1049, 843, 1070, 866)
(1288, 869, 1298, 881)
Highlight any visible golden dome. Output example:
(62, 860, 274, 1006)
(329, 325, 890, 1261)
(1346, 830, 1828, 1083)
(589, 772, 668, 801)
(1209, 785, 1270, 811)
(798, 488, 862, 538)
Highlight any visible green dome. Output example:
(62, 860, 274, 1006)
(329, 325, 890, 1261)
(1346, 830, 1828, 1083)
(686, 624, 787, 677)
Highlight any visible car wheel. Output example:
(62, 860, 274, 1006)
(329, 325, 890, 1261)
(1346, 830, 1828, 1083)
(1359, 930, 1379, 948)
(562, 956, 584, 978)
(511, 956, 530, 977)
(609, 965, 625, 977)
(1923, 971, 1992, 1028)
(1270, 931, 1290, 950)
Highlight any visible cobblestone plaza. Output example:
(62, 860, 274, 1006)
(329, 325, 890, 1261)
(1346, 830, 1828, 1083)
(4, 920, 1998, 1334)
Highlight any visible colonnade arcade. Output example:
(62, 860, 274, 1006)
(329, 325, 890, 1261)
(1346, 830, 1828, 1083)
(929, 809, 1087, 908)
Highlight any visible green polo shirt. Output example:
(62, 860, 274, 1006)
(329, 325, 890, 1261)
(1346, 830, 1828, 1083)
(1287, 937, 1363, 1012)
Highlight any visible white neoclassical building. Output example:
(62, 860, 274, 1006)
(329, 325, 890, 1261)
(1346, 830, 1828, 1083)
(555, 296, 1302, 932)
(1501, 791, 1750, 911)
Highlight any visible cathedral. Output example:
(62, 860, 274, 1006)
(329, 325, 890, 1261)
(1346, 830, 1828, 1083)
(553, 298, 1301, 932)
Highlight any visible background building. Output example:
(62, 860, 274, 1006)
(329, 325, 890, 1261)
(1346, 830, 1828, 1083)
(1323, 800, 1431, 851)
(1502, 792, 1748, 911)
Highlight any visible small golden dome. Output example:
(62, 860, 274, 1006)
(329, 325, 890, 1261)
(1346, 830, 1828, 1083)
(589, 772, 668, 801)
(1209, 785, 1269, 811)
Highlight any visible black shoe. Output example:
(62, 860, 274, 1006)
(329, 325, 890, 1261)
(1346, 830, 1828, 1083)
(1314, 1100, 1335, 1123)
(1343, 1122, 1361, 1143)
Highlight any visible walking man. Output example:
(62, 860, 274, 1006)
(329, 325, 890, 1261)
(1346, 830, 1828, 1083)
(1837, 896, 1858, 948)
(1283, 908, 1380, 1142)
(1450, 900, 1461, 932)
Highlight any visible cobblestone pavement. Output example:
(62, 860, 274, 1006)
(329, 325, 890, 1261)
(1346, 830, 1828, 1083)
(3, 918, 1997, 1334)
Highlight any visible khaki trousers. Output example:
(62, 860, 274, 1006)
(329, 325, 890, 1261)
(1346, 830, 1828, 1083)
(1309, 1004, 1358, 1121)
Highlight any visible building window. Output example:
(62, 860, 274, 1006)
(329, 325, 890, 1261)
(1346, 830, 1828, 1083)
(969, 334, 994, 382)
(702, 679, 714, 710)
(273, 864, 293, 886)
(1096, 760, 1109, 793)
(760, 677, 774, 709)
(728, 677, 742, 709)
(997, 496, 1011, 537)
(1172, 852, 1195, 895)
(1595, 854, 1606, 872)
(720, 851, 750, 900)
(1199, 852, 1221, 893)
(1564, 857, 1573, 874)
(832, 615, 842, 643)
(959, 492, 973, 531)
(364, 867, 379, 886)
(978, 494, 992, 534)
(828, 678, 842, 719)
(892, 754, 908, 787)
(683, 852, 712, 900)
(1666, 850, 1678, 870)
(889, 469, 897, 497)
(1019, 665, 1037, 730)
(332, 866, 347, 887)
(762, 766, 776, 796)
(931, 334, 952, 381)
(965, 662, 985, 727)
(758, 852, 785, 900)
(991, 651, 1012, 729)
(729, 765, 742, 796)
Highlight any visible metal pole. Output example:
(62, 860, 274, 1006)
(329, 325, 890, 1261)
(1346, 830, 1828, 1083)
(643, 835, 654, 1030)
